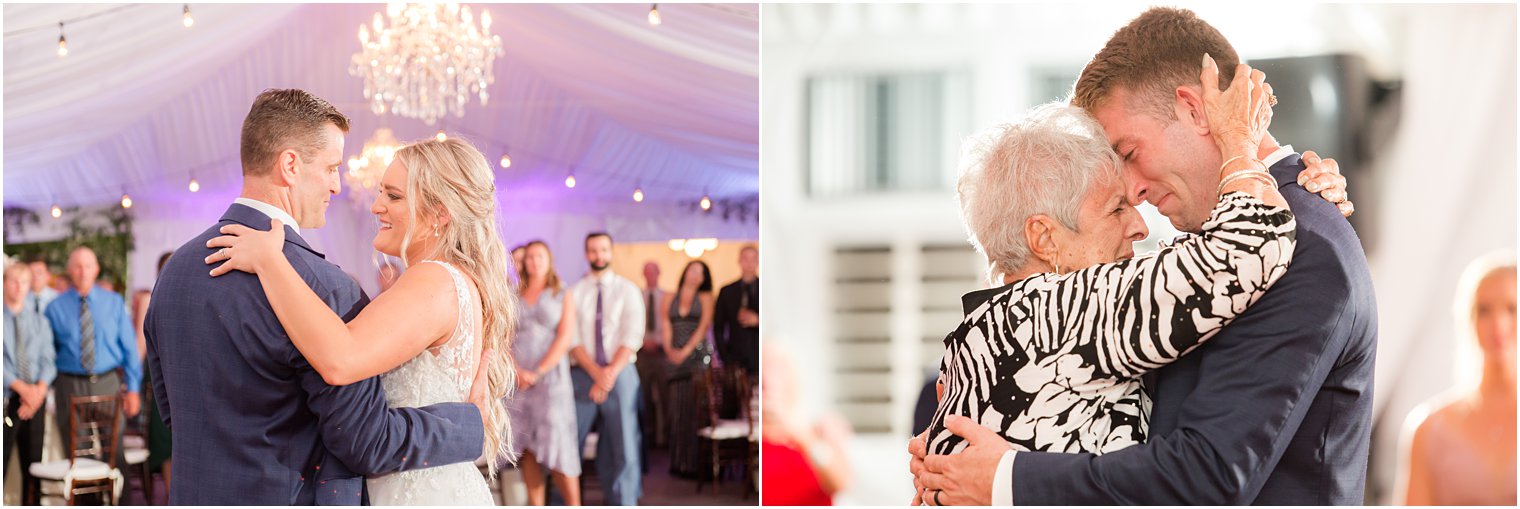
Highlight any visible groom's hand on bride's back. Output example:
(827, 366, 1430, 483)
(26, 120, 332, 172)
(468, 348, 495, 419)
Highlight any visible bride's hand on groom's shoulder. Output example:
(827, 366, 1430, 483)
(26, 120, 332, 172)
(206, 219, 287, 277)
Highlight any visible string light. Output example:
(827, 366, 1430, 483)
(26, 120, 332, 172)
(57, 23, 68, 57)
(633, 187, 644, 202)
(120, 192, 133, 209)
(564, 173, 577, 189)
(499, 152, 511, 169)
(648, 4, 661, 26)
(182, 4, 194, 28)
(435, 130, 447, 142)
(188, 176, 200, 193)
(700, 194, 712, 211)
(50, 205, 62, 219)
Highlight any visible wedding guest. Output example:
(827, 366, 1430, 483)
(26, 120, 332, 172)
(511, 240, 583, 506)
(569, 232, 645, 505)
(636, 261, 671, 451)
(1397, 252, 1517, 505)
(761, 343, 851, 505)
(24, 254, 57, 315)
(132, 252, 175, 492)
(511, 244, 527, 286)
(662, 260, 714, 478)
(45, 246, 141, 472)
(714, 245, 759, 377)
(4, 258, 56, 505)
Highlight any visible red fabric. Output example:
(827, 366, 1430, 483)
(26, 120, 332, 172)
(762, 438, 833, 506)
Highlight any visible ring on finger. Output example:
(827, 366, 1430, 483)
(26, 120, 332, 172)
(1268, 93, 1278, 106)
(934, 490, 944, 506)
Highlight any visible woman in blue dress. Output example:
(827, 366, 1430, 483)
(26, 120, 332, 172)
(511, 240, 582, 505)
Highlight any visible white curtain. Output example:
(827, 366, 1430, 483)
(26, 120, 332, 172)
(1363, 4, 1516, 504)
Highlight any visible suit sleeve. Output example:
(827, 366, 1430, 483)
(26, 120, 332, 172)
(1009, 213, 1354, 504)
(144, 305, 170, 427)
(712, 286, 731, 350)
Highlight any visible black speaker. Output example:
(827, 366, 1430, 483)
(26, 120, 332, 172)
(1248, 54, 1397, 249)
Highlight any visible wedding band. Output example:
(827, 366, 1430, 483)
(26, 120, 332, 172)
(1267, 93, 1278, 106)
(934, 490, 944, 506)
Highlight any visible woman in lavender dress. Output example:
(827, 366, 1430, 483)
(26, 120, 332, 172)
(511, 240, 582, 505)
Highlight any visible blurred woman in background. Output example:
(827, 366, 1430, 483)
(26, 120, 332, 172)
(1398, 252, 1517, 505)
(663, 260, 714, 478)
(512, 240, 582, 505)
(760, 343, 851, 505)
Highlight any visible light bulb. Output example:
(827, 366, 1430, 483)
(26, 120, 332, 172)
(565, 175, 577, 188)
(633, 188, 644, 202)
(700, 195, 712, 211)
(188, 178, 200, 193)
(50, 205, 62, 218)
(648, 4, 661, 26)
(182, 4, 194, 28)
(499, 154, 511, 168)
(435, 131, 447, 142)
(121, 194, 133, 209)
(57, 37, 68, 57)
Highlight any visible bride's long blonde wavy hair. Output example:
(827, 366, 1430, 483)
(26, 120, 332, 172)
(393, 137, 517, 477)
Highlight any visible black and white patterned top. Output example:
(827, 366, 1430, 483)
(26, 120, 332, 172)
(927, 192, 1297, 456)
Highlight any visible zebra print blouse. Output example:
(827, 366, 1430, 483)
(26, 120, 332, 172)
(927, 192, 1296, 456)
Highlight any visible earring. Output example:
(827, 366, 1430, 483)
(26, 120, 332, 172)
(433, 224, 440, 237)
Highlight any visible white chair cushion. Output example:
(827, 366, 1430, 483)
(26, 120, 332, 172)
(125, 448, 149, 465)
(698, 419, 751, 440)
(29, 458, 112, 480)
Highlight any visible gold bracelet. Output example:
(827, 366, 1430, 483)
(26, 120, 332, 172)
(1220, 155, 1251, 172)
(1218, 170, 1277, 196)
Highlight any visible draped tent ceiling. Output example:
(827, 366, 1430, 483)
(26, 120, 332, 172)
(2, 3, 760, 217)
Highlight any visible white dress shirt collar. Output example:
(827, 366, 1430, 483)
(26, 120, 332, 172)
(1263, 144, 1295, 169)
(234, 197, 300, 235)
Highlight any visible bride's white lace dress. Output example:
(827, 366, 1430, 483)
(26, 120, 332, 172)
(366, 260, 495, 505)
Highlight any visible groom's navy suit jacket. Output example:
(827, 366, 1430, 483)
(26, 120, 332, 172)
(1011, 154, 1378, 504)
(145, 204, 485, 505)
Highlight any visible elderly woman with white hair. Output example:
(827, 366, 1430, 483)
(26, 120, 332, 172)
(921, 62, 1320, 463)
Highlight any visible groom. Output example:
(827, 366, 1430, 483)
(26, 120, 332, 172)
(145, 89, 489, 505)
(912, 7, 1377, 505)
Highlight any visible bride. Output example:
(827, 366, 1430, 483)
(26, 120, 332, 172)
(205, 137, 515, 505)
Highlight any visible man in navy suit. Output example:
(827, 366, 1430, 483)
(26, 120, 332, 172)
(145, 89, 488, 505)
(912, 7, 1377, 505)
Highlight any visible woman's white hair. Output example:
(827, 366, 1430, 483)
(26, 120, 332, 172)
(955, 102, 1122, 282)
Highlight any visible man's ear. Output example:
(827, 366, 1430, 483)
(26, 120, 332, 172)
(1175, 85, 1209, 136)
(1024, 214, 1060, 268)
(274, 149, 302, 187)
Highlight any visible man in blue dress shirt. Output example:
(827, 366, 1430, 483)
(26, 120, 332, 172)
(44, 246, 140, 469)
(5, 258, 56, 505)
(24, 254, 58, 316)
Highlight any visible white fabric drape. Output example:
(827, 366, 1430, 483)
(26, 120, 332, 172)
(1362, 4, 1516, 504)
(4, 3, 758, 295)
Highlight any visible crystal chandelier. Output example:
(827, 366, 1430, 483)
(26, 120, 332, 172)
(345, 128, 402, 205)
(350, 3, 504, 125)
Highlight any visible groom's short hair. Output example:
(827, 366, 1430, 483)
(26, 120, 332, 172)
(1071, 7, 1239, 120)
(240, 89, 350, 176)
